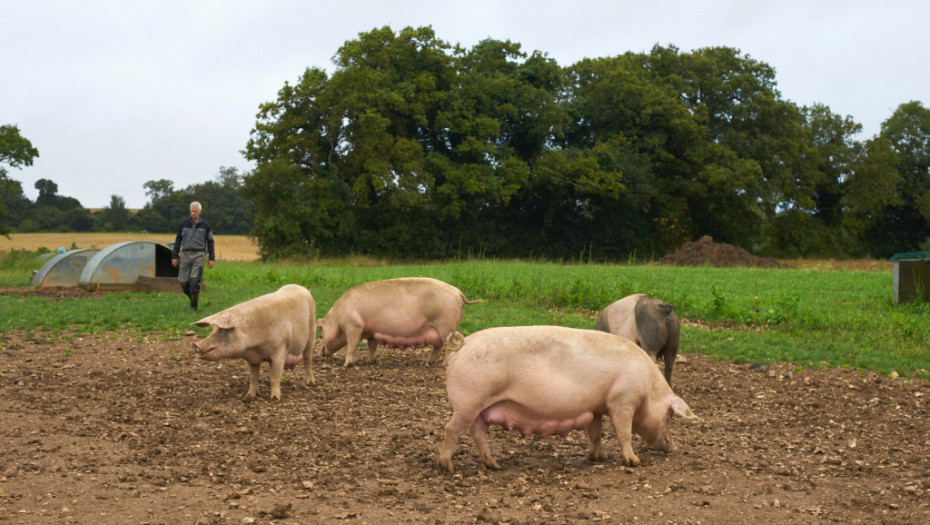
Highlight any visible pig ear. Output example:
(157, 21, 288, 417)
(191, 315, 215, 328)
(211, 314, 237, 330)
(668, 396, 700, 421)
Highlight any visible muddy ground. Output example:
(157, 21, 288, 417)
(0, 320, 928, 525)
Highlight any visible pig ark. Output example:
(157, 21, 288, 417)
(192, 284, 315, 400)
(317, 277, 480, 367)
(438, 326, 698, 473)
(595, 294, 681, 384)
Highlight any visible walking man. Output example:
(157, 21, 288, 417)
(171, 201, 215, 312)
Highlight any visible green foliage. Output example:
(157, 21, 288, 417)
(856, 101, 930, 257)
(0, 124, 40, 236)
(243, 28, 927, 261)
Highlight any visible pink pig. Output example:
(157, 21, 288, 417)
(317, 277, 480, 367)
(439, 326, 698, 473)
(192, 284, 315, 400)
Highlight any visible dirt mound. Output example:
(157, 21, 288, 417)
(659, 236, 786, 268)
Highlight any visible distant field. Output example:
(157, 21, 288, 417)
(0, 232, 260, 261)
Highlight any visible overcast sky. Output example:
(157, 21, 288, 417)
(3, 0, 928, 210)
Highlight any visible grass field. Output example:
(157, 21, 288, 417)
(1, 247, 927, 379)
(0, 232, 259, 261)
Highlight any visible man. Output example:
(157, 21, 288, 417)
(171, 201, 215, 312)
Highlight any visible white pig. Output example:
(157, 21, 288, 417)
(595, 294, 681, 385)
(317, 277, 480, 367)
(438, 326, 698, 473)
(192, 284, 315, 400)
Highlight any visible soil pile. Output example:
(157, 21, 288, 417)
(659, 236, 786, 268)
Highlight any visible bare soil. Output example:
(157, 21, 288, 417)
(659, 236, 787, 268)
(0, 239, 916, 523)
(1, 320, 928, 525)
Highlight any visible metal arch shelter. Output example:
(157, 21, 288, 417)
(31, 249, 101, 287)
(78, 241, 178, 291)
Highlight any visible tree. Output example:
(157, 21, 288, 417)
(0, 124, 39, 170)
(767, 104, 863, 257)
(0, 177, 31, 233)
(100, 194, 130, 231)
(0, 124, 39, 236)
(144, 179, 175, 202)
(34, 179, 59, 206)
(853, 101, 930, 256)
(239, 27, 898, 261)
(183, 167, 253, 235)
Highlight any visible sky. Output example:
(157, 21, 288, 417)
(2, 0, 928, 210)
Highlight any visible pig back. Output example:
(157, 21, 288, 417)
(447, 326, 667, 408)
(227, 284, 315, 345)
(331, 277, 467, 327)
(594, 294, 643, 341)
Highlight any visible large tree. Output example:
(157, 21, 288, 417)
(767, 104, 863, 257)
(853, 101, 930, 256)
(0, 124, 39, 236)
(242, 28, 910, 261)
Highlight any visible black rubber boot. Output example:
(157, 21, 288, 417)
(190, 293, 199, 313)
(181, 282, 191, 298)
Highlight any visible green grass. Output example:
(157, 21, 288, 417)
(2, 251, 928, 378)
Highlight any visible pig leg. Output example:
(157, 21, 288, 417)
(425, 345, 441, 366)
(246, 363, 261, 399)
(421, 327, 445, 366)
(608, 405, 640, 466)
(470, 417, 500, 470)
(302, 340, 315, 385)
(269, 357, 285, 400)
(366, 340, 379, 364)
(342, 329, 363, 367)
(439, 411, 477, 473)
(585, 415, 608, 461)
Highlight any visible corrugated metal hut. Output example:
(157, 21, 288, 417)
(78, 241, 179, 291)
(31, 249, 101, 287)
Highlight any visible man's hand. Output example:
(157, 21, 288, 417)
(208, 260, 215, 269)
(171, 258, 178, 268)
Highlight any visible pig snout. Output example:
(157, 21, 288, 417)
(191, 339, 215, 357)
(650, 432, 677, 453)
(314, 340, 332, 357)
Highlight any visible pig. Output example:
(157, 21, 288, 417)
(316, 277, 480, 367)
(192, 284, 315, 400)
(438, 326, 698, 473)
(595, 294, 681, 385)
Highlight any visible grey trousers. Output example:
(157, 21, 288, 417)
(178, 252, 204, 307)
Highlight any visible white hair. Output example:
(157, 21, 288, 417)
(190, 201, 202, 210)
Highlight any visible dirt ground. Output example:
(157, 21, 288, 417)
(1, 240, 920, 524)
(0, 316, 928, 525)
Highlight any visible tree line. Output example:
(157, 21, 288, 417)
(0, 150, 252, 236)
(241, 26, 929, 261)
(4, 26, 930, 260)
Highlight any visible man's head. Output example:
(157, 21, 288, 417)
(190, 201, 202, 222)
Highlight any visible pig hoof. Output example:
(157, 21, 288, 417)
(438, 458, 455, 473)
(624, 455, 641, 467)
